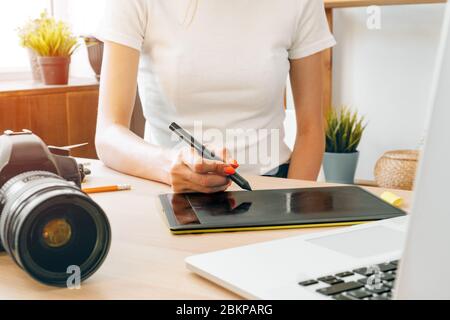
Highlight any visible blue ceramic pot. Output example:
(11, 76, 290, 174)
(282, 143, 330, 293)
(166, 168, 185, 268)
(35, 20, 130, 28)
(323, 151, 360, 184)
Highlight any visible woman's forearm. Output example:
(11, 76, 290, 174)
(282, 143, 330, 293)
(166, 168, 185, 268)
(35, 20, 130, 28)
(288, 129, 324, 181)
(96, 124, 174, 185)
(96, 41, 175, 185)
(288, 51, 326, 181)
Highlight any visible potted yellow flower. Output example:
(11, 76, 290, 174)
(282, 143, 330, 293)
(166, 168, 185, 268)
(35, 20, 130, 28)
(23, 12, 79, 85)
(324, 107, 366, 184)
(17, 11, 53, 81)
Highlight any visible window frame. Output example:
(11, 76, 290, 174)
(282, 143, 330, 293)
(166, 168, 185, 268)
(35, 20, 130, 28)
(0, 0, 70, 80)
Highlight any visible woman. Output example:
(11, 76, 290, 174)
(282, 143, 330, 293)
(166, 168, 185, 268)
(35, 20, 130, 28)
(95, 0, 335, 193)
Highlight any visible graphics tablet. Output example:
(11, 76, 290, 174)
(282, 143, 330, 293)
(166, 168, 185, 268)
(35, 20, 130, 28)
(158, 186, 406, 234)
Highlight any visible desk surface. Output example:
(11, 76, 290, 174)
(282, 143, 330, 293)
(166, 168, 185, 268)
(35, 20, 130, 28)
(0, 161, 412, 299)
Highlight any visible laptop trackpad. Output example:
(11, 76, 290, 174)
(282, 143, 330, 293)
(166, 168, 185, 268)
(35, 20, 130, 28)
(308, 226, 405, 259)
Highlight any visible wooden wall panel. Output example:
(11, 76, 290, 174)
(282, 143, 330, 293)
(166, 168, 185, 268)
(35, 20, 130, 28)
(29, 94, 68, 147)
(1, 80, 100, 159)
(66, 90, 99, 159)
(323, 8, 334, 117)
(130, 90, 145, 138)
(0, 96, 31, 133)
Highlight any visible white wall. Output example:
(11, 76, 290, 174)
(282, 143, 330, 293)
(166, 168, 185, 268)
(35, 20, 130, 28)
(285, 4, 446, 180)
(332, 4, 446, 180)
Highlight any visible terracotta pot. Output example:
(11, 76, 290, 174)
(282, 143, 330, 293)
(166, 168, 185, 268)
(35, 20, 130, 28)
(84, 37, 104, 81)
(27, 48, 42, 82)
(374, 150, 420, 191)
(38, 56, 70, 85)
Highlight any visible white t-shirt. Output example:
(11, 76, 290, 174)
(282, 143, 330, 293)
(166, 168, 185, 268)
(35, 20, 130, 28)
(97, 0, 335, 175)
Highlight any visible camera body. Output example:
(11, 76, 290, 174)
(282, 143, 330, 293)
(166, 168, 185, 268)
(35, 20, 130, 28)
(0, 129, 85, 191)
(0, 130, 86, 253)
(0, 130, 110, 286)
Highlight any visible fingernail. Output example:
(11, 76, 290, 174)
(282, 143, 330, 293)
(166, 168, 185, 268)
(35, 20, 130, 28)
(230, 160, 239, 169)
(224, 166, 236, 175)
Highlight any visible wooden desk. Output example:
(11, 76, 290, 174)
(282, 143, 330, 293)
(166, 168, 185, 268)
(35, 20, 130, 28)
(0, 160, 412, 299)
(321, 0, 446, 113)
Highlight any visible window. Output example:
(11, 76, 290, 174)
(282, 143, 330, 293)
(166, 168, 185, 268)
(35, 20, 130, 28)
(64, 0, 106, 36)
(0, 0, 53, 73)
(0, 0, 105, 78)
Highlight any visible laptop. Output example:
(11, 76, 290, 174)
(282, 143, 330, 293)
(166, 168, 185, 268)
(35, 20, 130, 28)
(185, 4, 450, 300)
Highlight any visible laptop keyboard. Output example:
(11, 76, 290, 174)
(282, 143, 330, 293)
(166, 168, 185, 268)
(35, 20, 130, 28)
(298, 260, 399, 300)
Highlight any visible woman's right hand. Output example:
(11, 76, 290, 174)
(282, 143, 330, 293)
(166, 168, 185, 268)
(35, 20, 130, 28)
(169, 146, 239, 193)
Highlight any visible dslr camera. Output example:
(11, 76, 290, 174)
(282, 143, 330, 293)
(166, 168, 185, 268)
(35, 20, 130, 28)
(0, 130, 111, 287)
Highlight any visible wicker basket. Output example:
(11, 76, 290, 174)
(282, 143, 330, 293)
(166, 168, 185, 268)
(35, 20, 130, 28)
(374, 150, 420, 191)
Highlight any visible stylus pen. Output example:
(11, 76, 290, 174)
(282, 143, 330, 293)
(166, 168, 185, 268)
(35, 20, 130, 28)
(169, 122, 253, 191)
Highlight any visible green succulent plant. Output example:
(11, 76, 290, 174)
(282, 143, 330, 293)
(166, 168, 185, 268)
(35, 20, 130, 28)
(325, 107, 366, 153)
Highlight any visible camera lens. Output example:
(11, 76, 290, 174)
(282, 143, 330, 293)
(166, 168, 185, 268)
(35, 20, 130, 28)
(42, 218, 72, 248)
(0, 171, 111, 287)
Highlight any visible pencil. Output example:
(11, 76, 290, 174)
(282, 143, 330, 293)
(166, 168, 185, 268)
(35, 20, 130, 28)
(82, 184, 131, 194)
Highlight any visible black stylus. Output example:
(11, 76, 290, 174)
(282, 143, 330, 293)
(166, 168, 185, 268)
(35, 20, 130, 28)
(169, 122, 253, 191)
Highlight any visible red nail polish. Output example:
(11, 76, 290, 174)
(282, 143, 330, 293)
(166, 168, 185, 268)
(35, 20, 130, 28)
(231, 160, 239, 169)
(224, 166, 236, 175)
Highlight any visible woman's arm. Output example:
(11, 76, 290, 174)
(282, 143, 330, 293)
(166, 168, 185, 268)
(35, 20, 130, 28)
(96, 41, 235, 192)
(287, 51, 325, 181)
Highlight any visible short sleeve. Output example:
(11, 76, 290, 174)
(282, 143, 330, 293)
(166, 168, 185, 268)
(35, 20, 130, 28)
(95, 0, 148, 51)
(288, 0, 336, 60)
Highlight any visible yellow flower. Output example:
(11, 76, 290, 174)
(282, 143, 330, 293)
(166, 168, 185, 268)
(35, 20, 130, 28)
(18, 10, 79, 57)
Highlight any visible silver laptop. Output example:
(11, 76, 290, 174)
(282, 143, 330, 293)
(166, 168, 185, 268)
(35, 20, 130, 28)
(185, 4, 450, 300)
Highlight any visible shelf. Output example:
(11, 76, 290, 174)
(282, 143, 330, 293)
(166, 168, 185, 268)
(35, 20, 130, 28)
(0, 77, 99, 97)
